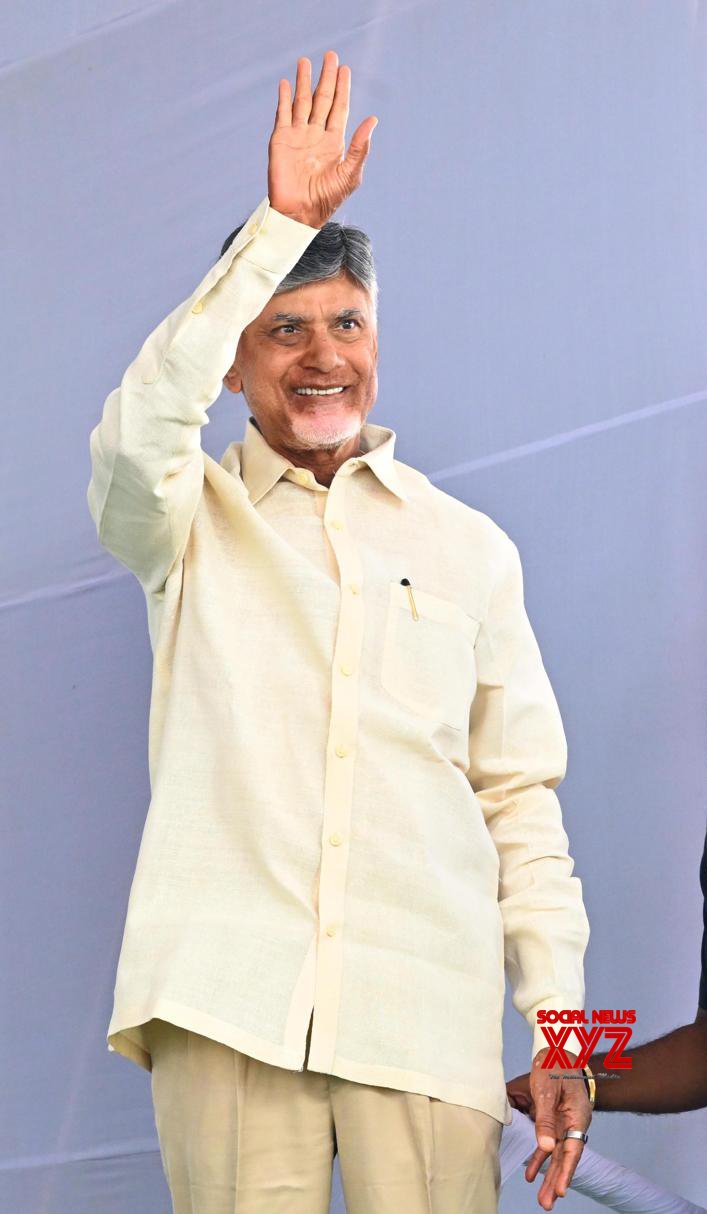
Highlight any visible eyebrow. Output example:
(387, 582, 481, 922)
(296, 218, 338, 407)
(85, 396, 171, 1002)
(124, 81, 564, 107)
(268, 308, 366, 325)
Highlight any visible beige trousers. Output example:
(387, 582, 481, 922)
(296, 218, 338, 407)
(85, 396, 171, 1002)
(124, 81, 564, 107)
(145, 1016, 502, 1214)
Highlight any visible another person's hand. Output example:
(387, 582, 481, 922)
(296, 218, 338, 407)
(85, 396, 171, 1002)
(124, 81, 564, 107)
(507, 1068, 534, 1116)
(524, 1047, 592, 1209)
(268, 50, 378, 229)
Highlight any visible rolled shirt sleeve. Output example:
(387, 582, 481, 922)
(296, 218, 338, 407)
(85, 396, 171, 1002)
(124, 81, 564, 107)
(467, 531, 591, 1061)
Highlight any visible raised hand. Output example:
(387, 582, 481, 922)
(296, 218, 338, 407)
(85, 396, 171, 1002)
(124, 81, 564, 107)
(267, 50, 378, 229)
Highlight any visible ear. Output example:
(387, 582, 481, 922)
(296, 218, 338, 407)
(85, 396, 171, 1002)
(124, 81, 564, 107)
(223, 362, 242, 394)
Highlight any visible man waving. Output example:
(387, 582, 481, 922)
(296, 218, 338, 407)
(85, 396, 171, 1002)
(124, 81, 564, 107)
(87, 49, 590, 1213)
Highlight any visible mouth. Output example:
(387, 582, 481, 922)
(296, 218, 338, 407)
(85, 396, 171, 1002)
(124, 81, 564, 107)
(290, 386, 351, 398)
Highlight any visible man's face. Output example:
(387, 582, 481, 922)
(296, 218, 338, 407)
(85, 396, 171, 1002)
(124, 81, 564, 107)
(223, 272, 378, 454)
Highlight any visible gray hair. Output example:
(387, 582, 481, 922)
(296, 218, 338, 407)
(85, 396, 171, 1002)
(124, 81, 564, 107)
(220, 214, 378, 325)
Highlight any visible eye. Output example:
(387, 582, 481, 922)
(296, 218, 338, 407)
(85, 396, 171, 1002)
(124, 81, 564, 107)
(272, 319, 361, 334)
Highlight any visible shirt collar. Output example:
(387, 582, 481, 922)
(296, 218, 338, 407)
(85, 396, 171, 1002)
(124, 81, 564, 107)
(240, 415, 409, 504)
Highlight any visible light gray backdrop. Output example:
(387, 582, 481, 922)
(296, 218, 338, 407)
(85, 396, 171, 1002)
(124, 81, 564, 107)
(2, 1, 706, 1211)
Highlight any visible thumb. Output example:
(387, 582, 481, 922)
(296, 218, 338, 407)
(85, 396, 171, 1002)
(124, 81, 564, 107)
(534, 1087, 559, 1153)
(344, 116, 378, 167)
(535, 1110, 558, 1154)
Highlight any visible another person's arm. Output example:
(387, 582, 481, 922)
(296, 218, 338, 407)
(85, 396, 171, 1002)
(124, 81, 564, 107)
(508, 823, 707, 1116)
(501, 1108, 707, 1212)
(587, 1007, 707, 1114)
(507, 1009, 707, 1116)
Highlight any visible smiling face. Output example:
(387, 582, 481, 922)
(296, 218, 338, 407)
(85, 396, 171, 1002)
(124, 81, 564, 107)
(222, 271, 378, 460)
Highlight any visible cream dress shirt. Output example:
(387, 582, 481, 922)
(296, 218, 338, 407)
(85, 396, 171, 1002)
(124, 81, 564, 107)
(87, 196, 590, 1125)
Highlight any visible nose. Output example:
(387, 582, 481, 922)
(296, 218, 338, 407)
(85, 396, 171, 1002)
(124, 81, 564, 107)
(300, 330, 348, 373)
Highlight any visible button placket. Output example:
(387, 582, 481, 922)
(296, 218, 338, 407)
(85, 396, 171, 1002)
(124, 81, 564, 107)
(306, 483, 364, 1073)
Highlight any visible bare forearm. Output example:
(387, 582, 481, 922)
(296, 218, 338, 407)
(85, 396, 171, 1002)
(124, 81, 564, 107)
(592, 1016, 707, 1113)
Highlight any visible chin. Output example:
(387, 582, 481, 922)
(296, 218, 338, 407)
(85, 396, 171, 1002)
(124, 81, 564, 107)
(288, 411, 363, 449)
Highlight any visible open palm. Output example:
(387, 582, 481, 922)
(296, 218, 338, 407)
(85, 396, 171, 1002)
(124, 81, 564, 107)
(267, 51, 378, 229)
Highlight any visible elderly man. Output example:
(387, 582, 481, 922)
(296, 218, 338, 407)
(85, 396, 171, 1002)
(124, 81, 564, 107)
(87, 50, 591, 1214)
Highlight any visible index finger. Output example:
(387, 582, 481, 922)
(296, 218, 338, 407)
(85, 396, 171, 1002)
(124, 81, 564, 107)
(524, 1144, 552, 1183)
(553, 1136, 585, 1196)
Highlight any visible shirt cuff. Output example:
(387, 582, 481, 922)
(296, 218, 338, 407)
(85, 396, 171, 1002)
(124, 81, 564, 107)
(183, 197, 322, 323)
(528, 996, 587, 1064)
(237, 204, 322, 276)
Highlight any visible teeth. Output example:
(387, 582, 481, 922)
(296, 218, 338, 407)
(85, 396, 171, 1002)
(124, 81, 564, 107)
(294, 386, 346, 395)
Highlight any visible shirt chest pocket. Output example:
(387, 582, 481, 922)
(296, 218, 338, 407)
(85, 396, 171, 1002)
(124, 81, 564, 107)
(380, 581, 481, 731)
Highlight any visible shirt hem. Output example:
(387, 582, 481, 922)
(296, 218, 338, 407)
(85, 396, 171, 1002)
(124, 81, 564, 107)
(107, 996, 513, 1125)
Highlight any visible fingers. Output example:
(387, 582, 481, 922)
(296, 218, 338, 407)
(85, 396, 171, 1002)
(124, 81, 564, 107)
(280, 53, 374, 150)
(553, 1138, 584, 1195)
(326, 62, 351, 134)
(290, 52, 349, 132)
(309, 50, 339, 127)
(291, 57, 312, 126)
(524, 1144, 553, 1184)
(275, 78, 292, 128)
(525, 1132, 586, 1208)
(536, 1138, 585, 1207)
(535, 1143, 566, 1209)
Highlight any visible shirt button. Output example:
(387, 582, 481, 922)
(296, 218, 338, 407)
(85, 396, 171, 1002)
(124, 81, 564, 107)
(141, 373, 156, 384)
(340, 664, 353, 676)
(248, 222, 258, 235)
(325, 925, 337, 937)
(349, 583, 361, 595)
(191, 299, 204, 314)
(294, 469, 310, 485)
(329, 833, 343, 846)
(335, 745, 348, 758)
(329, 519, 344, 530)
